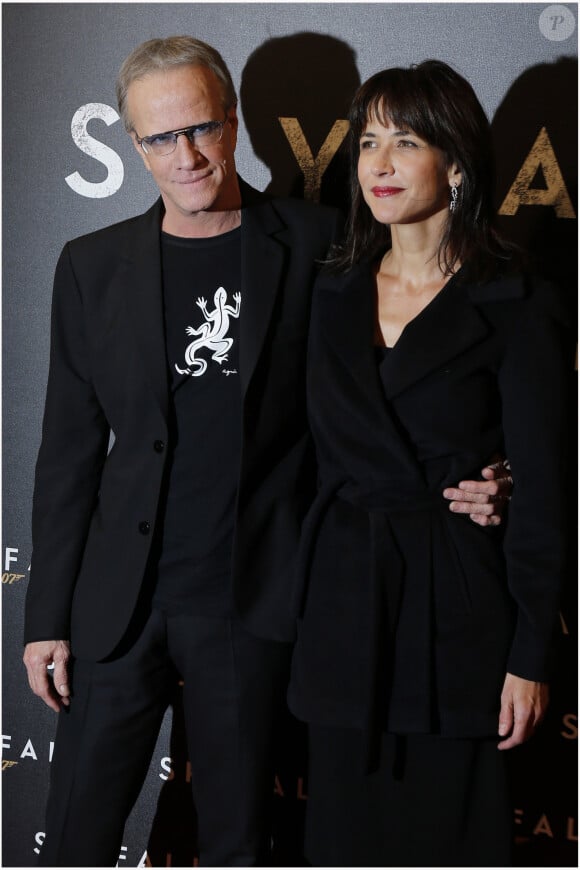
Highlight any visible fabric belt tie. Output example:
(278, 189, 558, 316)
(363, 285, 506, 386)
(293, 478, 447, 772)
(336, 480, 444, 773)
(336, 479, 444, 514)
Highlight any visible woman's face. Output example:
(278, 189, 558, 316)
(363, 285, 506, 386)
(357, 114, 460, 227)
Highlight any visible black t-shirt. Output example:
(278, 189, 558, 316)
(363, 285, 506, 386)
(152, 227, 242, 615)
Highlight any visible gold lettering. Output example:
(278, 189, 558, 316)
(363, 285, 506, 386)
(1, 760, 18, 771)
(566, 817, 577, 842)
(533, 813, 554, 838)
(151, 856, 196, 868)
(1, 572, 25, 584)
(279, 118, 350, 202)
(559, 611, 569, 635)
(561, 713, 578, 740)
(297, 776, 308, 800)
(273, 775, 284, 797)
(499, 127, 575, 218)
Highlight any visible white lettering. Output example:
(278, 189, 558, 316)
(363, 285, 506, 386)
(20, 738, 38, 760)
(1, 734, 11, 751)
(159, 756, 173, 781)
(33, 831, 45, 856)
(4, 547, 18, 571)
(65, 103, 124, 198)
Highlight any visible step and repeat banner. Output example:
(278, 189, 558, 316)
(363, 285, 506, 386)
(2, 3, 577, 866)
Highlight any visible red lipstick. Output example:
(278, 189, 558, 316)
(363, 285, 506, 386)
(371, 186, 403, 197)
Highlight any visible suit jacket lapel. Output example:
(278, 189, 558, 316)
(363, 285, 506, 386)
(120, 183, 291, 417)
(123, 199, 169, 419)
(239, 187, 287, 396)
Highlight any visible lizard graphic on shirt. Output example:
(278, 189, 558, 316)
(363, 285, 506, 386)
(176, 287, 241, 377)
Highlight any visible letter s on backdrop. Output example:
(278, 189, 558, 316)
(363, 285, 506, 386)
(65, 103, 124, 198)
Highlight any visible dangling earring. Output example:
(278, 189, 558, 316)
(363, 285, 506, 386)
(450, 182, 459, 212)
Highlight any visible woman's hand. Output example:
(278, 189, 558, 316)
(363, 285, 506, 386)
(497, 672, 549, 750)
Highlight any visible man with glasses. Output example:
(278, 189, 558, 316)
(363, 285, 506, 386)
(23, 36, 509, 867)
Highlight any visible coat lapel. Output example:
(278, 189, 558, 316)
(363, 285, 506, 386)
(315, 261, 423, 476)
(381, 269, 491, 399)
(315, 261, 496, 478)
(123, 199, 169, 419)
(317, 260, 381, 402)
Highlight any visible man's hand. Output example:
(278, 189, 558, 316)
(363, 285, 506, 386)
(23, 640, 71, 712)
(497, 672, 549, 750)
(443, 460, 513, 527)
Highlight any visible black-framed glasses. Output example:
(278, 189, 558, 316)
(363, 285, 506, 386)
(135, 119, 227, 156)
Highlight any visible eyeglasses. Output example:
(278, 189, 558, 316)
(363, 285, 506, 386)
(135, 119, 227, 156)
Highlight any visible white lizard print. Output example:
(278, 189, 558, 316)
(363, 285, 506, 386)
(175, 287, 241, 377)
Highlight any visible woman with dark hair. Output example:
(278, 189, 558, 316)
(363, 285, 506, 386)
(288, 60, 571, 866)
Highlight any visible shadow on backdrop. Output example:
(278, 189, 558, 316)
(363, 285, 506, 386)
(241, 32, 360, 211)
(492, 56, 577, 322)
(493, 60, 577, 869)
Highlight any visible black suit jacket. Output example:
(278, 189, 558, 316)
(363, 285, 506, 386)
(24, 180, 342, 660)
(288, 261, 573, 736)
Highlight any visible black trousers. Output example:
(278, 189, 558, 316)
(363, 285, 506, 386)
(38, 610, 291, 867)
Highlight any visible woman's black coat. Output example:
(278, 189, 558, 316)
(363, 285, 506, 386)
(289, 261, 572, 738)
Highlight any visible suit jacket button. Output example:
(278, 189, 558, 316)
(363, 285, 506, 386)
(153, 440, 165, 453)
(138, 521, 150, 535)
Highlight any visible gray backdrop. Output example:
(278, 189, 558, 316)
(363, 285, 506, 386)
(3, 3, 577, 866)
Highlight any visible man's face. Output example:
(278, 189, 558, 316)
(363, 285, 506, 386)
(127, 64, 240, 233)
